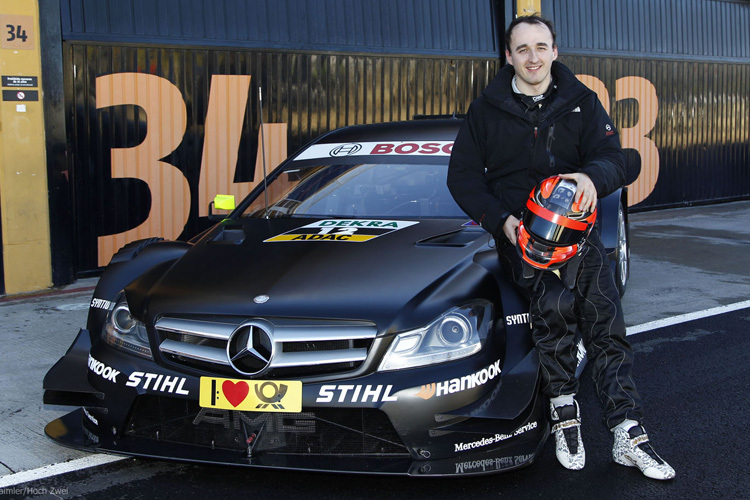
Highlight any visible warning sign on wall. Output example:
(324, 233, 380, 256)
(2, 89, 38, 101)
(2, 75, 38, 87)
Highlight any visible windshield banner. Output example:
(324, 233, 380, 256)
(294, 141, 454, 161)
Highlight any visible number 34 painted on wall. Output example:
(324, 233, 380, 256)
(95, 73, 286, 267)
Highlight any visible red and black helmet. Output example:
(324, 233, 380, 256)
(517, 176, 597, 270)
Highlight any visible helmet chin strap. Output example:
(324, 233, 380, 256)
(559, 252, 584, 290)
(522, 261, 537, 280)
(531, 268, 544, 292)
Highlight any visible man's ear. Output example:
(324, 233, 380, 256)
(505, 49, 512, 63)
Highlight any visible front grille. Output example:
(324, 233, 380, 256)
(156, 316, 377, 378)
(126, 396, 409, 457)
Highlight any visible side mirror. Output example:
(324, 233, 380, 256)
(208, 194, 236, 221)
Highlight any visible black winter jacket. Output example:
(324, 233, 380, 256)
(447, 61, 625, 238)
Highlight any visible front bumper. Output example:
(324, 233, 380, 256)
(44, 329, 548, 476)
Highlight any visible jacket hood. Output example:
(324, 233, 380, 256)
(131, 218, 491, 332)
(481, 61, 592, 115)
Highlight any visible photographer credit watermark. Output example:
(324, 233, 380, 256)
(1, 486, 69, 496)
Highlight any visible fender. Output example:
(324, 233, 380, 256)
(86, 238, 192, 334)
(598, 187, 627, 259)
(42, 328, 104, 408)
(436, 348, 540, 423)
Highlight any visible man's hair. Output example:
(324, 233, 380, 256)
(505, 15, 557, 52)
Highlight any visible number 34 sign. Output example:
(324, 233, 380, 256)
(1, 15, 35, 50)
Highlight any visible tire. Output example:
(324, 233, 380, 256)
(615, 201, 629, 297)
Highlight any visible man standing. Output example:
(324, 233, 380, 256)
(447, 15, 675, 480)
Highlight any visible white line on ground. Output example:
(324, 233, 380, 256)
(626, 299, 750, 336)
(0, 454, 126, 488)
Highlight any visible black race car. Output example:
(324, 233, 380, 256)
(44, 117, 629, 476)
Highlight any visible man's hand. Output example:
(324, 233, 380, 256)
(503, 214, 520, 245)
(559, 172, 597, 212)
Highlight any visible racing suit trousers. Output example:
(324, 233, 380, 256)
(497, 230, 644, 428)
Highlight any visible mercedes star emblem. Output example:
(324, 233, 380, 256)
(227, 322, 274, 376)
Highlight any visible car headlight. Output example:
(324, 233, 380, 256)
(101, 293, 153, 360)
(378, 301, 493, 371)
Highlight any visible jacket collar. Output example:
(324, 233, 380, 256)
(482, 61, 591, 115)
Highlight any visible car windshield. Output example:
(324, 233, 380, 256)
(242, 163, 467, 219)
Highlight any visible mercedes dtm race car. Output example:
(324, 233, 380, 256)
(44, 117, 628, 476)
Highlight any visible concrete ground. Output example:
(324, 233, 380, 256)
(1, 283, 96, 476)
(621, 200, 750, 325)
(0, 199, 748, 478)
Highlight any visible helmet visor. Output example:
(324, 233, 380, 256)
(523, 207, 589, 246)
(517, 226, 579, 270)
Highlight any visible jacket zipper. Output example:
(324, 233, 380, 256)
(546, 124, 556, 171)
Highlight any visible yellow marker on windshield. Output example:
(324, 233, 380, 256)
(213, 194, 236, 211)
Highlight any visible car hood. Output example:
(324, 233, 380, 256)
(132, 217, 491, 332)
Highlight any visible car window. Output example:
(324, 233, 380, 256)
(242, 163, 467, 219)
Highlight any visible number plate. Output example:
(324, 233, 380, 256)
(199, 377, 302, 412)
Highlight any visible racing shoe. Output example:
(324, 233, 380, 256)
(613, 424, 676, 480)
(550, 401, 585, 470)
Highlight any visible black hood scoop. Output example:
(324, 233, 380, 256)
(416, 226, 488, 247)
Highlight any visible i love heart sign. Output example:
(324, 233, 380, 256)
(222, 380, 250, 407)
(199, 377, 302, 412)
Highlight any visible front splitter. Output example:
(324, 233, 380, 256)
(45, 409, 549, 477)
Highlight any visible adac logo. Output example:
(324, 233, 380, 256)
(265, 219, 418, 243)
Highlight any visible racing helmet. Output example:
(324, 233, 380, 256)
(517, 176, 597, 270)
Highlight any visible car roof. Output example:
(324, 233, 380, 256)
(313, 117, 463, 144)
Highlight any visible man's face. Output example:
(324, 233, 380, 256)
(505, 22, 558, 95)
